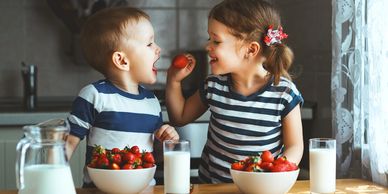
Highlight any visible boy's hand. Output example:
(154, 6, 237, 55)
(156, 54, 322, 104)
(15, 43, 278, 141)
(65, 134, 81, 160)
(154, 124, 179, 142)
(167, 53, 196, 83)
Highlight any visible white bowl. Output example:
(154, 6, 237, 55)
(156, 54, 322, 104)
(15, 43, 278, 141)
(230, 168, 299, 194)
(87, 166, 156, 194)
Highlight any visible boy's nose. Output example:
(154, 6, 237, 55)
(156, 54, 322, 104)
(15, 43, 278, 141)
(155, 45, 161, 56)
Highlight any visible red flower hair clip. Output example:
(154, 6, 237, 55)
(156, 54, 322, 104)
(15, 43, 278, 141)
(263, 25, 288, 46)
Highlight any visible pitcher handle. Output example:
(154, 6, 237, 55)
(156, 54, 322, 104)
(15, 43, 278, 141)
(15, 138, 30, 190)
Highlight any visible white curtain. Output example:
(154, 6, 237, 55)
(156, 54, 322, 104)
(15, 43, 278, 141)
(332, 0, 388, 186)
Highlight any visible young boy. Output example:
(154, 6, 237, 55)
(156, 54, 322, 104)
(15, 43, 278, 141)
(65, 7, 179, 186)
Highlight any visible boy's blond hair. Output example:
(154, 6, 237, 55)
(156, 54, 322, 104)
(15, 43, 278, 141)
(80, 7, 150, 75)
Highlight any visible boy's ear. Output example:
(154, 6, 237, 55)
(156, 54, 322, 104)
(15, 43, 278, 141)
(112, 51, 130, 71)
(246, 42, 261, 58)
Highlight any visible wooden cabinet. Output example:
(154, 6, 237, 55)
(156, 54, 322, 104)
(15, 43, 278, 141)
(0, 127, 86, 190)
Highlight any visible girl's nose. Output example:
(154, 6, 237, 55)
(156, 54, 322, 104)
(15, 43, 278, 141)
(205, 42, 211, 52)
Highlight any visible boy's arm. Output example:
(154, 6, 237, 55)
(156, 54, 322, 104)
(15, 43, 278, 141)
(154, 124, 179, 142)
(281, 105, 304, 165)
(65, 84, 98, 160)
(65, 134, 81, 160)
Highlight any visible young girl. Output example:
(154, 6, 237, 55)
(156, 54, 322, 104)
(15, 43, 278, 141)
(166, 0, 304, 183)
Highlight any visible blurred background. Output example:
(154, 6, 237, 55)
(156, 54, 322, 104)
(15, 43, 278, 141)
(0, 0, 331, 137)
(0, 0, 332, 189)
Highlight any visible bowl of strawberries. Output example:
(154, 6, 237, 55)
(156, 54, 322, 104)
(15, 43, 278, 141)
(230, 150, 299, 194)
(87, 145, 156, 194)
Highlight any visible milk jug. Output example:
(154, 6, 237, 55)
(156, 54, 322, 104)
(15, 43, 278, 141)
(16, 119, 76, 194)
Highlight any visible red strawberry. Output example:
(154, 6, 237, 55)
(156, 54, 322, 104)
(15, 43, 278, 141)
(110, 153, 122, 164)
(134, 157, 143, 166)
(92, 145, 106, 156)
(142, 162, 154, 168)
(122, 152, 135, 164)
(287, 162, 298, 171)
(273, 156, 287, 165)
(109, 163, 120, 170)
(172, 54, 189, 68)
(130, 146, 140, 154)
(231, 161, 245, 171)
(111, 148, 120, 154)
(143, 152, 155, 164)
(259, 161, 274, 171)
(271, 163, 289, 172)
(97, 156, 109, 169)
(122, 163, 135, 169)
(261, 150, 274, 163)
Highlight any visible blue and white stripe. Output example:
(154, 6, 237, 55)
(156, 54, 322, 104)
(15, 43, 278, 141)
(67, 80, 163, 184)
(198, 74, 303, 183)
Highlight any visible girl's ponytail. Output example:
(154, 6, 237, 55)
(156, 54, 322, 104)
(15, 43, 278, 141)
(264, 43, 294, 85)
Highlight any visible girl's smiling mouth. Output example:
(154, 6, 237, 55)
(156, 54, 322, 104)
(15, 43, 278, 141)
(209, 56, 218, 65)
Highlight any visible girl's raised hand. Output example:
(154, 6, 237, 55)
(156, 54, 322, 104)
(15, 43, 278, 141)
(167, 53, 196, 83)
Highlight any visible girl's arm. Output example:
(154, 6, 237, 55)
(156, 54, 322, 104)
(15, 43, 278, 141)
(281, 105, 304, 165)
(165, 54, 208, 126)
(165, 85, 208, 126)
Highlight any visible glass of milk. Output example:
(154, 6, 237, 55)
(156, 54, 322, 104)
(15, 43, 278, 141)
(163, 140, 190, 194)
(309, 138, 336, 194)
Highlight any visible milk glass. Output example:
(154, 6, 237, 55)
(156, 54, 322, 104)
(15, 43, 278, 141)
(163, 140, 190, 194)
(309, 138, 336, 194)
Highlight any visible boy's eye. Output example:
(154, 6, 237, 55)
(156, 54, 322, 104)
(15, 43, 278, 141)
(147, 43, 153, 47)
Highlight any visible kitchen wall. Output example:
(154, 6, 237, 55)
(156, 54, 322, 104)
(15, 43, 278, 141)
(0, 0, 332, 137)
(273, 0, 332, 138)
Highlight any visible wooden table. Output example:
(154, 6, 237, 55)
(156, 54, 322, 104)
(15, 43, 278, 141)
(1, 179, 386, 193)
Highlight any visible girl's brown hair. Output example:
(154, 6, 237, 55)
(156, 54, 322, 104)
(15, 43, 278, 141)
(209, 0, 293, 85)
(80, 7, 150, 75)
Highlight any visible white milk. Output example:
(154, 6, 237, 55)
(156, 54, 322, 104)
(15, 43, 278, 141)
(164, 151, 190, 194)
(19, 164, 76, 194)
(309, 148, 336, 193)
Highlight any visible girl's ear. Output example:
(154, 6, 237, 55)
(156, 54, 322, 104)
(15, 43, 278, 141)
(247, 41, 261, 57)
(112, 51, 130, 71)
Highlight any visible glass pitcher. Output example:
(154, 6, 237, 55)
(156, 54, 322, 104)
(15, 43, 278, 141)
(16, 119, 76, 194)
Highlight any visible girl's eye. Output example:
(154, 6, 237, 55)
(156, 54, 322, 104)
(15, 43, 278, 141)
(207, 38, 220, 45)
(147, 43, 153, 47)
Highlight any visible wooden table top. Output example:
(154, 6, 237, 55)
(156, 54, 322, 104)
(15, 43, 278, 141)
(1, 179, 386, 194)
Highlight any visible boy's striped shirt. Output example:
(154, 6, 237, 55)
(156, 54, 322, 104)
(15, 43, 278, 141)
(67, 79, 162, 183)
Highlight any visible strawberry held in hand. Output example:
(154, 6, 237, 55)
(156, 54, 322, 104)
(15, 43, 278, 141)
(172, 54, 189, 68)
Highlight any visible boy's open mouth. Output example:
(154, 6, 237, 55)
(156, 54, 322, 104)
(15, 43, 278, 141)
(210, 57, 218, 64)
(152, 56, 160, 75)
(152, 66, 157, 75)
